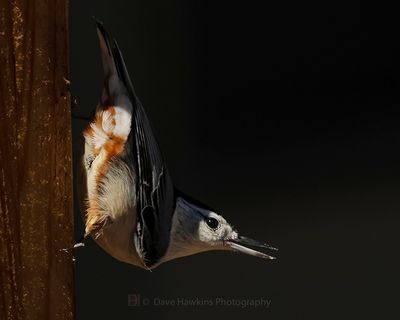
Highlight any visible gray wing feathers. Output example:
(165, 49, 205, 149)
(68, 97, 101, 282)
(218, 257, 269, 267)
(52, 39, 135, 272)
(96, 21, 174, 267)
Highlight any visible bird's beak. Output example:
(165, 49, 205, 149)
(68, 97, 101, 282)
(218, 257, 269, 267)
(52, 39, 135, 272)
(226, 236, 278, 260)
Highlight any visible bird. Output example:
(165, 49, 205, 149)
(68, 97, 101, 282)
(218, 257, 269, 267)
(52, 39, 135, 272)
(76, 20, 277, 270)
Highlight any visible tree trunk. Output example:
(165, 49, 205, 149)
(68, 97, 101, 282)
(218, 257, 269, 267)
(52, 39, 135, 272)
(0, 1, 74, 319)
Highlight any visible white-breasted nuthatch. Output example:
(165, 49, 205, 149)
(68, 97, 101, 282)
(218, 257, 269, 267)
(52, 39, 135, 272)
(76, 21, 277, 270)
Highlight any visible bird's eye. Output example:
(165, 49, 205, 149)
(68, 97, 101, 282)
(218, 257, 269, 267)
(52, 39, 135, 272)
(205, 217, 219, 230)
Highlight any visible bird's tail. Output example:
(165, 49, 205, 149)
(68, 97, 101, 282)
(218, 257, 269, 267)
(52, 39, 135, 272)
(95, 19, 117, 78)
(95, 19, 139, 107)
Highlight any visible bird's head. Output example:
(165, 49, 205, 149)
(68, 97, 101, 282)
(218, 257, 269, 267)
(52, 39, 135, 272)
(160, 195, 277, 264)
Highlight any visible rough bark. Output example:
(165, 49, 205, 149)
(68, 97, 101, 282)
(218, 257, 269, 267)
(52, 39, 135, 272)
(0, 1, 74, 319)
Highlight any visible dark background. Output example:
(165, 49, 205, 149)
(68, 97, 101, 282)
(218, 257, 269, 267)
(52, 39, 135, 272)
(71, 1, 400, 319)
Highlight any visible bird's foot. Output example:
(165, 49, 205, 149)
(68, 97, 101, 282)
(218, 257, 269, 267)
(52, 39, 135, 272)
(59, 235, 86, 253)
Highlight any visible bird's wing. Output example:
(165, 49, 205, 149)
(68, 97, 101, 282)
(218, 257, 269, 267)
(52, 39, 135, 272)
(96, 21, 175, 267)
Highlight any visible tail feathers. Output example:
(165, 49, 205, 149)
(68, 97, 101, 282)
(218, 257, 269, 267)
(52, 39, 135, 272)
(112, 41, 136, 99)
(95, 19, 139, 108)
(96, 20, 117, 77)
